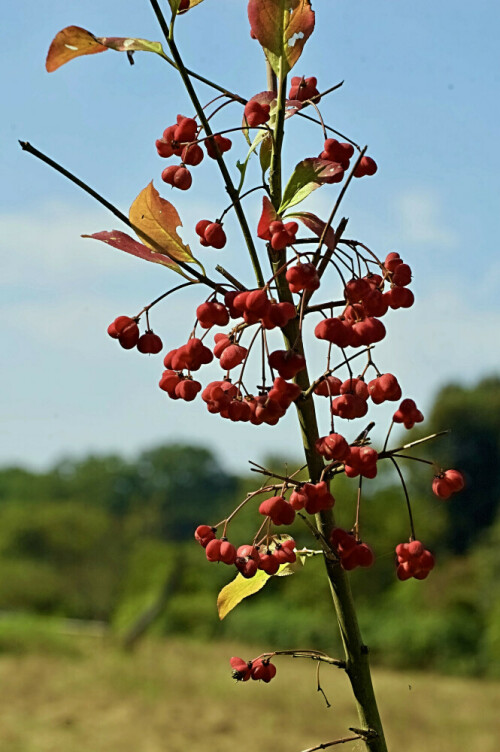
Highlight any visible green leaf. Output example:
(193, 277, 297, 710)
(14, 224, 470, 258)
(279, 158, 344, 213)
(236, 129, 268, 193)
(247, 0, 315, 77)
(217, 570, 270, 620)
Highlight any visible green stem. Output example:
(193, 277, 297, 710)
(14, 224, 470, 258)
(265, 60, 388, 752)
(149, 0, 265, 288)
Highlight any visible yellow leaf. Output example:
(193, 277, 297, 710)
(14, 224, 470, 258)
(217, 570, 270, 620)
(129, 182, 196, 265)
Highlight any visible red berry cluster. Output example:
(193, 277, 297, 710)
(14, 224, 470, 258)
(395, 541, 435, 580)
(319, 138, 377, 183)
(432, 469, 465, 499)
(156, 115, 198, 159)
(200, 375, 301, 426)
(155, 114, 233, 192)
(195, 526, 296, 580)
(107, 316, 163, 354)
(155, 115, 205, 191)
(230, 656, 276, 683)
(330, 528, 375, 570)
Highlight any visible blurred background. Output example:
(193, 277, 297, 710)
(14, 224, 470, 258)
(1, 1, 500, 750)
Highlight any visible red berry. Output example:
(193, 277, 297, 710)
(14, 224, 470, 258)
(107, 315, 140, 349)
(244, 100, 271, 127)
(314, 376, 342, 397)
(288, 76, 320, 102)
(432, 469, 465, 499)
(393, 398, 423, 429)
(137, 331, 163, 354)
(353, 156, 378, 178)
(161, 164, 192, 190)
(315, 433, 350, 461)
(258, 495, 295, 526)
(205, 222, 227, 249)
(251, 659, 276, 682)
(367, 373, 402, 404)
(181, 143, 204, 166)
(268, 349, 306, 380)
(175, 379, 201, 401)
(205, 134, 232, 159)
(230, 656, 252, 681)
(194, 525, 216, 547)
(286, 263, 320, 293)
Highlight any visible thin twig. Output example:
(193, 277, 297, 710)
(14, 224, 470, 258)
(215, 265, 246, 291)
(300, 735, 363, 752)
(19, 141, 224, 292)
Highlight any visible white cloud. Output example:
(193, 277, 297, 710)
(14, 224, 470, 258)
(394, 188, 457, 248)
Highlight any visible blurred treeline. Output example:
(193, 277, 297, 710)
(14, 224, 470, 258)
(1, 376, 499, 676)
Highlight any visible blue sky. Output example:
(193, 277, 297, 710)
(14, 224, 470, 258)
(2, 0, 499, 472)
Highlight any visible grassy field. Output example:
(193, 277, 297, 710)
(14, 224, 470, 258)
(0, 630, 499, 752)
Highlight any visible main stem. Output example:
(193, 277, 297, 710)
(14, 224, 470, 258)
(267, 63, 388, 752)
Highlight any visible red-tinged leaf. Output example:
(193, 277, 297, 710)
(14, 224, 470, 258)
(257, 196, 278, 240)
(290, 212, 337, 249)
(279, 158, 344, 212)
(284, 99, 303, 118)
(46, 26, 165, 73)
(129, 182, 198, 266)
(247, 0, 315, 77)
(46, 26, 108, 72)
(81, 230, 187, 275)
